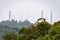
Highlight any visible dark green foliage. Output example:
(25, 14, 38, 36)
(37, 22, 51, 36)
(4, 32, 17, 40)
(3, 21, 60, 40)
(53, 34, 60, 40)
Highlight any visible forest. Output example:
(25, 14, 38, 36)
(3, 20, 60, 40)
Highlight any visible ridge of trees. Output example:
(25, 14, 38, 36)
(3, 21, 60, 40)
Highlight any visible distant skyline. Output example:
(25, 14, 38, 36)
(0, 0, 60, 23)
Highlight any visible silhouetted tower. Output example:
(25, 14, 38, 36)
(37, 11, 46, 23)
(9, 11, 11, 20)
(26, 15, 28, 20)
(41, 11, 43, 18)
(51, 11, 52, 24)
(21, 14, 23, 21)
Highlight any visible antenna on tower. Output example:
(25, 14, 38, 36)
(13, 15, 15, 20)
(9, 11, 11, 20)
(26, 15, 28, 20)
(51, 11, 52, 24)
(21, 13, 23, 21)
(41, 11, 43, 18)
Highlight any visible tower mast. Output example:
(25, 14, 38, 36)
(9, 11, 11, 20)
(41, 11, 43, 18)
(21, 13, 23, 21)
(51, 11, 52, 24)
(26, 15, 28, 20)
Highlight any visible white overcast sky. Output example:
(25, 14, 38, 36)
(0, 0, 60, 23)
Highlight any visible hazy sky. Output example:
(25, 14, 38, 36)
(0, 0, 60, 23)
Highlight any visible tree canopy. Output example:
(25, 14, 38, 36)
(3, 21, 60, 40)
